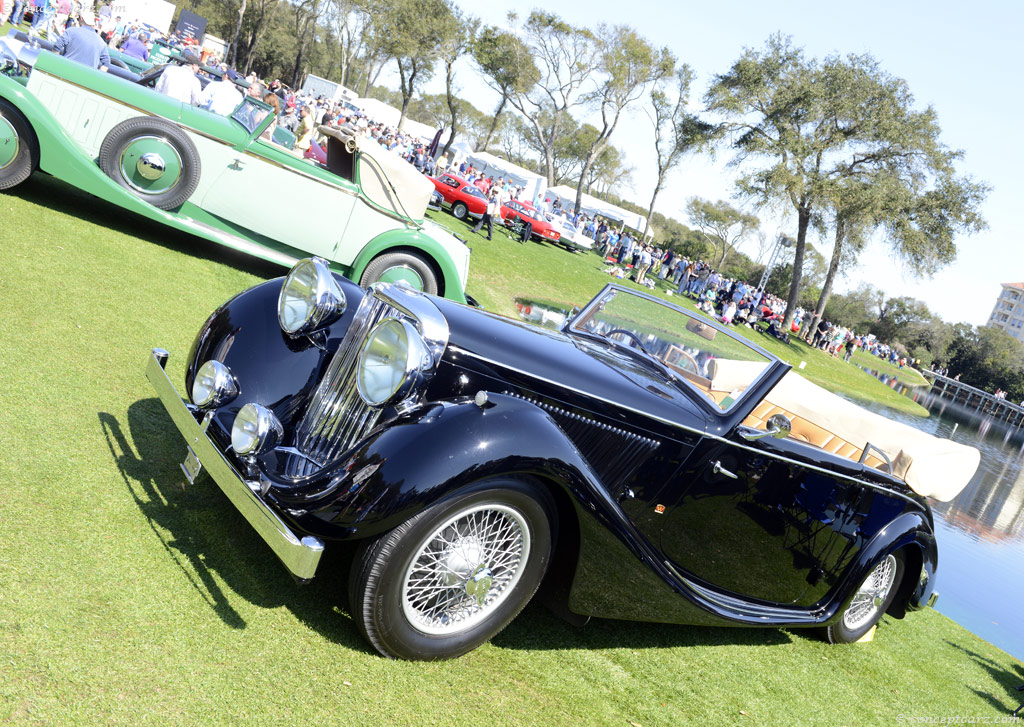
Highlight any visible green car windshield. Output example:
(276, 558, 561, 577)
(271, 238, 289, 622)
(568, 286, 775, 411)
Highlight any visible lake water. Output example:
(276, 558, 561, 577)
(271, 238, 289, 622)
(513, 301, 1024, 660)
(857, 381, 1024, 661)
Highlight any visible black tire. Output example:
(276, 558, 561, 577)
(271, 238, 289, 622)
(451, 201, 468, 220)
(349, 479, 555, 660)
(826, 551, 904, 644)
(98, 116, 201, 210)
(359, 250, 439, 295)
(0, 99, 38, 191)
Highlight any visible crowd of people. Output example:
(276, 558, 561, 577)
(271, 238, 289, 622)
(9, 7, 996, 390)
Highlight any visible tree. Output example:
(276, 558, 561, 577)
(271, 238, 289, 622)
(706, 35, 862, 331)
(571, 25, 673, 216)
(472, 24, 539, 152)
(372, 0, 457, 130)
(801, 53, 989, 339)
(686, 197, 759, 268)
(945, 325, 1024, 398)
(437, 7, 479, 159)
(289, 0, 327, 88)
(508, 11, 597, 185)
(644, 64, 715, 237)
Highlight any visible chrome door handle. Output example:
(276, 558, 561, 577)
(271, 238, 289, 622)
(712, 460, 739, 479)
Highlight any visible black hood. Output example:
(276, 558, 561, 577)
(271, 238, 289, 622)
(431, 298, 709, 439)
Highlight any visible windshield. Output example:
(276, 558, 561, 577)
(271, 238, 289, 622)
(568, 286, 775, 411)
(231, 95, 275, 135)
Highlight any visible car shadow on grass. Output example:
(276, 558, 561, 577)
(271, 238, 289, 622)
(493, 601, 794, 653)
(11, 174, 285, 280)
(944, 639, 1024, 715)
(99, 400, 375, 655)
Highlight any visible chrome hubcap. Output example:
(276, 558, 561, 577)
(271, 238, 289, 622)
(843, 554, 897, 631)
(118, 135, 182, 194)
(378, 264, 425, 291)
(136, 152, 166, 180)
(402, 503, 530, 635)
(0, 115, 19, 171)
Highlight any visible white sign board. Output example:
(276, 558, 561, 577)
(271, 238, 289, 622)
(108, 0, 176, 34)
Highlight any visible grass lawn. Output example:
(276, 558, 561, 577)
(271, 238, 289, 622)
(1, 175, 1020, 725)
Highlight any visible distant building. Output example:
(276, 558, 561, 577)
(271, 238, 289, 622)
(987, 282, 1024, 339)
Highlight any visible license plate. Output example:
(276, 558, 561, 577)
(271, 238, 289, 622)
(181, 445, 202, 484)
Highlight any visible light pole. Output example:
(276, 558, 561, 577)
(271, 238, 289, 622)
(757, 233, 794, 293)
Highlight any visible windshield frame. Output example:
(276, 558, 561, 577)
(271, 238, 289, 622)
(564, 283, 782, 414)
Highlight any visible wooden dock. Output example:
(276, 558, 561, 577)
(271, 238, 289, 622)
(921, 371, 1024, 427)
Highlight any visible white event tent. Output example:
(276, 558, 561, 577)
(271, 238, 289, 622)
(544, 185, 650, 239)
(352, 97, 443, 143)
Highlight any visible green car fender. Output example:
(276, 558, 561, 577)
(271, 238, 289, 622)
(347, 227, 468, 304)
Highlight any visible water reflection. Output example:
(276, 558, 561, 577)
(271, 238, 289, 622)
(514, 298, 570, 330)
(855, 387, 1024, 660)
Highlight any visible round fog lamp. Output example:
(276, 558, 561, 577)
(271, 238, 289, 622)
(231, 403, 283, 457)
(356, 318, 431, 407)
(278, 257, 347, 336)
(191, 360, 239, 408)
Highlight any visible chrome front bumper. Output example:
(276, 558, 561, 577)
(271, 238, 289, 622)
(146, 348, 325, 580)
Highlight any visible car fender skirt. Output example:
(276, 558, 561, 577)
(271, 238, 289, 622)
(282, 393, 609, 540)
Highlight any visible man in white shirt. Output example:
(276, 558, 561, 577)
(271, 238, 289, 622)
(472, 190, 502, 240)
(199, 73, 242, 116)
(155, 57, 202, 106)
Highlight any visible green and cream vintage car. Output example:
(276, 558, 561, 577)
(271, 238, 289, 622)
(0, 36, 470, 301)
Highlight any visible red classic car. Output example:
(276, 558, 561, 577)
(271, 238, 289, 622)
(429, 174, 494, 221)
(503, 200, 561, 244)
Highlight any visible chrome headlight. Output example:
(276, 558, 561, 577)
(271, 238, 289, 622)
(231, 403, 283, 457)
(191, 360, 239, 408)
(356, 318, 432, 407)
(278, 257, 347, 336)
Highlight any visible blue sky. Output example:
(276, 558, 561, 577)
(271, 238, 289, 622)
(409, 0, 1022, 327)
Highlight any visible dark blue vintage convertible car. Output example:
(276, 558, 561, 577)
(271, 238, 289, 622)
(147, 258, 979, 659)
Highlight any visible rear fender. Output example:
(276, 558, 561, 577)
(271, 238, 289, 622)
(826, 510, 937, 623)
(345, 228, 467, 303)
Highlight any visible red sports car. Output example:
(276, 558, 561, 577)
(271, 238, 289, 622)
(429, 174, 492, 221)
(502, 200, 561, 243)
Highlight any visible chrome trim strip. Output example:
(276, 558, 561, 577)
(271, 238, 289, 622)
(147, 348, 325, 579)
(448, 346, 922, 504)
(664, 560, 821, 623)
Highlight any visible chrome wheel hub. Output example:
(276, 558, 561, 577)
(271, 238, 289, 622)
(402, 503, 530, 635)
(136, 152, 166, 180)
(842, 553, 897, 631)
(0, 115, 18, 171)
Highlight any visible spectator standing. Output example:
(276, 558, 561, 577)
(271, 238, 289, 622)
(155, 56, 202, 105)
(119, 31, 149, 61)
(52, 9, 109, 70)
(472, 190, 501, 240)
(199, 72, 242, 115)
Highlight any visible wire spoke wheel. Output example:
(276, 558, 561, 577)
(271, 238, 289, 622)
(825, 550, 904, 644)
(350, 481, 553, 660)
(402, 504, 530, 635)
(842, 553, 897, 631)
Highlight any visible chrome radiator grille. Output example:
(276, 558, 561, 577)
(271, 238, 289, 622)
(294, 293, 398, 468)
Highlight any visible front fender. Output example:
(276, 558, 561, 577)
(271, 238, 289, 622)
(276, 393, 618, 542)
(184, 274, 367, 436)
